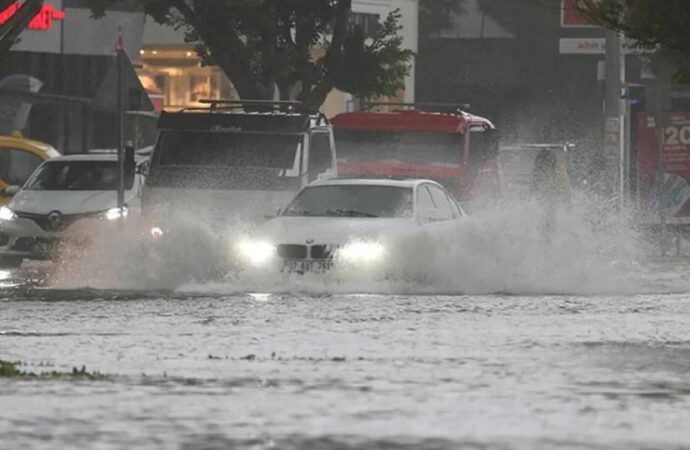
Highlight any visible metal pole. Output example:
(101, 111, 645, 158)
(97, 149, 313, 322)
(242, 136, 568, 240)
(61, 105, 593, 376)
(604, 30, 625, 202)
(655, 82, 666, 251)
(117, 49, 125, 215)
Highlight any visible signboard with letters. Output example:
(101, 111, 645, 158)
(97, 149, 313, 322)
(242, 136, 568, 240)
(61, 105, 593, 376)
(637, 112, 690, 223)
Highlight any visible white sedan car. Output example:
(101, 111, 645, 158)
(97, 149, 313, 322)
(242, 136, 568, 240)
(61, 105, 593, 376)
(0, 154, 147, 267)
(235, 178, 466, 275)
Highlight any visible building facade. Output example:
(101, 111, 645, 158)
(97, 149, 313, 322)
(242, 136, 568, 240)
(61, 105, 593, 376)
(139, 0, 419, 116)
(1, 0, 152, 152)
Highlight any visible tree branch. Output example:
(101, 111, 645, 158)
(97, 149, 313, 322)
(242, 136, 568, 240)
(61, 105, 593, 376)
(300, 0, 351, 110)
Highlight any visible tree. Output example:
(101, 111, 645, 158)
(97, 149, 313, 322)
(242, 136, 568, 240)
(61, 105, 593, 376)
(575, 0, 690, 57)
(90, 0, 413, 111)
(419, 0, 464, 36)
(0, 0, 44, 54)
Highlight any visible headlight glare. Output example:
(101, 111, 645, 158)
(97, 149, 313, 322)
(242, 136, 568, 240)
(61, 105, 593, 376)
(0, 206, 17, 221)
(150, 226, 164, 239)
(104, 206, 129, 221)
(237, 240, 276, 267)
(338, 241, 385, 264)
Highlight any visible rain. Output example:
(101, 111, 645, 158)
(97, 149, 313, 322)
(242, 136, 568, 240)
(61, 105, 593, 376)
(1, 1, 690, 449)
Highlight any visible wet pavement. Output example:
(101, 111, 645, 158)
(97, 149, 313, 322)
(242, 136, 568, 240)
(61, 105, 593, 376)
(2, 261, 690, 450)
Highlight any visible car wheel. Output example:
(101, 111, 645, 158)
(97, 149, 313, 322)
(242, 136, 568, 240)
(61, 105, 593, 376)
(0, 256, 23, 269)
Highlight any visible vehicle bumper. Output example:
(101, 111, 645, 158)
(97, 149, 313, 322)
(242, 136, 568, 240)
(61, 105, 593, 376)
(0, 217, 94, 260)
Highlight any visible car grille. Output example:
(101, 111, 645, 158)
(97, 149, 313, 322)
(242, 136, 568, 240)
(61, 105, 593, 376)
(14, 211, 95, 232)
(310, 245, 335, 260)
(11, 237, 58, 253)
(276, 244, 337, 261)
(277, 244, 308, 259)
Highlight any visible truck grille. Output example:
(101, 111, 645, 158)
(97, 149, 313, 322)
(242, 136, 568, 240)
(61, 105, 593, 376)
(14, 211, 95, 232)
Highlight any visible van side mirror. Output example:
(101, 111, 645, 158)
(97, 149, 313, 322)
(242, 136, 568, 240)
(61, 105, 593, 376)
(2, 185, 20, 197)
(125, 145, 135, 173)
(136, 161, 150, 176)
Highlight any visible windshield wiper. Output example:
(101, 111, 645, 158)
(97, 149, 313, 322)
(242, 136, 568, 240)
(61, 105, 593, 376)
(325, 209, 378, 218)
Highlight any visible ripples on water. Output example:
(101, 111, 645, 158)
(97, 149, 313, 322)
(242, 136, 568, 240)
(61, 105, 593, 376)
(2, 200, 690, 449)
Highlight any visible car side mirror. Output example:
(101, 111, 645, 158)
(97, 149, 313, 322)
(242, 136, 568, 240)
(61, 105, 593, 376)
(265, 207, 282, 220)
(2, 185, 20, 197)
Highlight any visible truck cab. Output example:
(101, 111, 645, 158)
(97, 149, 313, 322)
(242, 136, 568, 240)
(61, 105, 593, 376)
(331, 103, 498, 203)
(142, 100, 337, 228)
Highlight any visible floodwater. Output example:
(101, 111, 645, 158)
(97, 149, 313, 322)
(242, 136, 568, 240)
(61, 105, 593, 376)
(2, 261, 690, 450)
(2, 203, 690, 449)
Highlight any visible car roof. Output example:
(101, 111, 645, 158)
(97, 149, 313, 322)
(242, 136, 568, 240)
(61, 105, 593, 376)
(308, 177, 438, 189)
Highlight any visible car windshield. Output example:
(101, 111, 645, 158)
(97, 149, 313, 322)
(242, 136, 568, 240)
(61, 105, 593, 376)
(283, 185, 413, 218)
(24, 160, 134, 191)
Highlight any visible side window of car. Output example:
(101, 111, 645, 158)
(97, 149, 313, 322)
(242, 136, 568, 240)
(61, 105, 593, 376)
(427, 185, 454, 221)
(417, 186, 437, 223)
(308, 131, 333, 182)
(1, 149, 43, 186)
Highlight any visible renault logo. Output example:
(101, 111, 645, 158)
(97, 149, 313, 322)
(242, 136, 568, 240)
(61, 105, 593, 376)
(47, 211, 62, 230)
(306, 239, 314, 244)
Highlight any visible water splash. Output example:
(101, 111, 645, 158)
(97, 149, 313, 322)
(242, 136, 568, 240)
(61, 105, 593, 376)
(46, 194, 678, 295)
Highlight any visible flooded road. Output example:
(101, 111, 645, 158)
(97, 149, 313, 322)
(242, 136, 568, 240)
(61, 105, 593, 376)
(2, 262, 690, 450)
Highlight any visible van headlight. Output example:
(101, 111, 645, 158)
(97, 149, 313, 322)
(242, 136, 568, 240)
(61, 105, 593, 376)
(337, 241, 386, 264)
(236, 240, 276, 267)
(103, 206, 129, 221)
(0, 206, 17, 221)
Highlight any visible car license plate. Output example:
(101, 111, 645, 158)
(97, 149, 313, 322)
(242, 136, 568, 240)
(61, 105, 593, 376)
(281, 260, 332, 274)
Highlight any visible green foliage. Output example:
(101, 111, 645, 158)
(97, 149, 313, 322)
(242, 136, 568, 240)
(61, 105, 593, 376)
(0, 359, 106, 380)
(88, 0, 413, 110)
(575, 0, 690, 56)
(0, 359, 22, 377)
(335, 10, 413, 98)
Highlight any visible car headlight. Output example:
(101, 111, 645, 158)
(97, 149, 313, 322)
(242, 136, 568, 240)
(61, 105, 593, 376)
(0, 206, 17, 221)
(337, 241, 386, 264)
(236, 240, 276, 267)
(150, 226, 164, 239)
(103, 206, 129, 221)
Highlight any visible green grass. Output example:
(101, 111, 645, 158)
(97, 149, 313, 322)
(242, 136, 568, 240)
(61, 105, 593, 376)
(0, 360, 106, 380)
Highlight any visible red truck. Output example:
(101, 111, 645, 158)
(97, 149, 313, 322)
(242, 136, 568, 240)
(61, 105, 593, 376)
(331, 103, 499, 201)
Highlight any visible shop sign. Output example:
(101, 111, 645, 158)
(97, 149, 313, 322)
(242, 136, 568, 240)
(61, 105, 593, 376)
(638, 112, 690, 223)
(0, 2, 66, 31)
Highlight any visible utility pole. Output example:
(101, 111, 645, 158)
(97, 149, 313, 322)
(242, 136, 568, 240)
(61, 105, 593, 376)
(115, 26, 125, 221)
(603, 29, 625, 202)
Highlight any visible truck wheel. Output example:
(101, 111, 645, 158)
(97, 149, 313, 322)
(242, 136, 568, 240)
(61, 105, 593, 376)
(0, 256, 23, 269)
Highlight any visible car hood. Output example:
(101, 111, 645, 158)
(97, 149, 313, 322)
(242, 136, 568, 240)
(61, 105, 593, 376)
(252, 216, 413, 245)
(10, 189, 137, 215)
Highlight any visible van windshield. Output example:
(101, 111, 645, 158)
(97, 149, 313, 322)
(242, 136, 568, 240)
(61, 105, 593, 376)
(157, 130, 301, 169)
